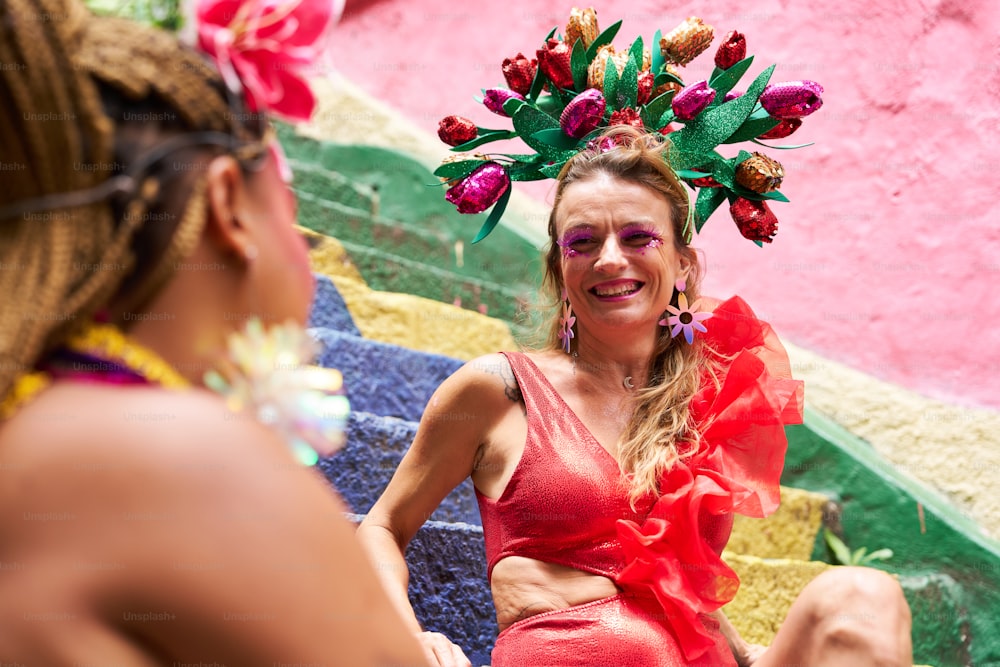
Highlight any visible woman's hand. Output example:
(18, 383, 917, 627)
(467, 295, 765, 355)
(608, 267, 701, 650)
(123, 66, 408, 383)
(736, 642, 768, 667)
(417, 631, 472, 667)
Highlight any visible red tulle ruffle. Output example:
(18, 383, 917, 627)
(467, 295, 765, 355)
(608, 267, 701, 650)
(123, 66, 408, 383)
(615, 296, 804, 661)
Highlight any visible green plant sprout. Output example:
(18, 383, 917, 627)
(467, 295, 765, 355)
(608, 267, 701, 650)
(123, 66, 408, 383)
(823, 527, 894, 566)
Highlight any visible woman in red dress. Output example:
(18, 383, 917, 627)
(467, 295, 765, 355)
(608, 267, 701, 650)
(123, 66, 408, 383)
(358, 127, 912, 666)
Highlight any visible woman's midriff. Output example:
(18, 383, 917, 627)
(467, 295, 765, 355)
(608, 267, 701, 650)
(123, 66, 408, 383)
(490, 555, 620, 632)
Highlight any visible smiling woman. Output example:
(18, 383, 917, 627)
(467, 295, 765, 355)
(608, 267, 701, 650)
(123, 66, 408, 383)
(358, 125, 913, 667)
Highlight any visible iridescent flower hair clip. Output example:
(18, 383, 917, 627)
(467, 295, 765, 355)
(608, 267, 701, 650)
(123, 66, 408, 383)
(204, 319, 350, 466)
(433, 8, 824, 246)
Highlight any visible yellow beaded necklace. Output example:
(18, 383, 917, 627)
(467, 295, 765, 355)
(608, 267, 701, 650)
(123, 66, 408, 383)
(0, 323, 189, 420)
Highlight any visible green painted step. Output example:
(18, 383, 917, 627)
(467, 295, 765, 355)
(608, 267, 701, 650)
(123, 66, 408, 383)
(785, 409, 1000, 666)
(295, 191, 535, 326)
(277, 124, 545, 314)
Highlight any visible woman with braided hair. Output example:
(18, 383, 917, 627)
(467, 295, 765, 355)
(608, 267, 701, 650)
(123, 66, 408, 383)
(0, 0, 428, 664)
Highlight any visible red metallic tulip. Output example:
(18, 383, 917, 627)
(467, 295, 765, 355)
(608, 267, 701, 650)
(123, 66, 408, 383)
(730, 197, 778, 243)
(437, 115, 478, 146)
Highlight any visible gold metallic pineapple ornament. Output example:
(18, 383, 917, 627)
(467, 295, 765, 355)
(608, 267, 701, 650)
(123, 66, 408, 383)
(735, 153, 785, 193)
(659, 16, 715, 66)
(565, 7, 599, 48)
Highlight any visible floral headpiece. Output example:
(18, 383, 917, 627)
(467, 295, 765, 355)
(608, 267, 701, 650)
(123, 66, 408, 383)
(195, 0, 343, 122)
(435, 9, 824, 245)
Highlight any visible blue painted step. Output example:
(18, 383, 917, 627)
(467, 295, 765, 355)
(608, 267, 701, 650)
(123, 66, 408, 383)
(348, 513, 497, 667)
(320, 411, 480, 526)
(310, 326, 463, 423)
(308, 274, 361, 336)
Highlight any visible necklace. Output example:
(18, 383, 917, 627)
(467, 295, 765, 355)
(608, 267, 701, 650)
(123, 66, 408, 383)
(571, 351, 638, 391)
(1, 320, 349, 467)
(0, 323, 188, 419)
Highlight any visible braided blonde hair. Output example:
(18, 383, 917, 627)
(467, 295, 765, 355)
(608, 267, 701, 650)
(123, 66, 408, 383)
(542, 126, 720, 504)
(0, 0, 265, 403)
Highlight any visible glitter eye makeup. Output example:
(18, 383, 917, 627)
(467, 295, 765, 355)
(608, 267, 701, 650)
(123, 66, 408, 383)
(557, 229, 597, 258)
(618, 224, 664, 252)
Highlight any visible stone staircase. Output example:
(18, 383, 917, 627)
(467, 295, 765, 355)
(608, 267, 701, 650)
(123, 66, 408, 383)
(289, 129, 985, 665)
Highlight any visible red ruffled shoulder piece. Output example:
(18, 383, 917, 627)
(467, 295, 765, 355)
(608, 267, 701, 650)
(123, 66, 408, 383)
(615, 295, 804, 662)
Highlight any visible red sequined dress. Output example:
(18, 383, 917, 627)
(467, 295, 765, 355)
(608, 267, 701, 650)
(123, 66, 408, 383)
(476, 296, 804, 666)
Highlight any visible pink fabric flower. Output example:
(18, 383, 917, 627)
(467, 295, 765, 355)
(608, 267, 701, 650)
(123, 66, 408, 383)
(557, 293, 576, 354)
(660, 292, 713, 344)
(196, 0, 340, 121)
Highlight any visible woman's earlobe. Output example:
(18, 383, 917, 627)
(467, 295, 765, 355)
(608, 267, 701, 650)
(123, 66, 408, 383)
(203, 156, 253, 257)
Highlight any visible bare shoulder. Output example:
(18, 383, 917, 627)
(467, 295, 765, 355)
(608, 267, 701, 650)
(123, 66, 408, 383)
(431, 352, 524, 413)
(1, 380, 290, 470)
(0, 380, 341, 556)
(0, 382, 427, 665)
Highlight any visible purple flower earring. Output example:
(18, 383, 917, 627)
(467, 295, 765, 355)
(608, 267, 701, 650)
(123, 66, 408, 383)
(659, 278, 713, 344)
(557, 289, 576, 354)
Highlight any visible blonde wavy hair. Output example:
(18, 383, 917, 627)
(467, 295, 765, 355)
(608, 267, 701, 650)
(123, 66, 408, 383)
(0, 0, 266, 405)
(542, 125, 717, 504)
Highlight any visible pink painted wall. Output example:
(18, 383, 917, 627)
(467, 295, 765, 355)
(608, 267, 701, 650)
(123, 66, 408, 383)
(332, 0, 1000, 410)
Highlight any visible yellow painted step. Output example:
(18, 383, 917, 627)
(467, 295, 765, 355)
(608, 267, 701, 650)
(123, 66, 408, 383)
(304, 227, 516, 360)
(727, 486, 829, 561)
(302, 227, 366, 284)
(326, 275, 516, 361)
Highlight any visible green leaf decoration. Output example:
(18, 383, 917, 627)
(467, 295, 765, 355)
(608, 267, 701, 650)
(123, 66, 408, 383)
(666, 147, 713, 172)
(694, 186, 727, 232)
(670, 64, 775, 155)
(508, 163, 547, 182)
(852, 547, 868, 563)
(570, 38, 589, 92)
(642, 89, 676, 126)
(603, 55, 620, 107)
(433, 160, 485, 180)
(539, 160, 569, 178)
(724, 115, 781, 144)
(751, 138, 816, 150)
(616, 54, 639, 111)
(527, 63, 546, 101)
(511, 104, 576, 161)
(707, 56, 755, 98)
(656, 109, 676, 129)
(544, 26, 557, 41)
(586, 19, 622, 61)
(496, 152, 545, 162)
(654, 69, 685, 88)
(711, 157, 737, 189)
(760, 190, 790, 203)
(535, 93, 566, 118)
(531, 128, 583, 150)
(502, 97, 527, 117)
(651, 29, 664, 74)
(674, 169, 709, 179)
(450, 130, 518, 152)
(471, 185, 512, 244)
(628, 36, 644, 69)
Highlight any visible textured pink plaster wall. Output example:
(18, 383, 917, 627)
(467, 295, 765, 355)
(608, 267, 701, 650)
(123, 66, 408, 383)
(332, 0, 1000, 410)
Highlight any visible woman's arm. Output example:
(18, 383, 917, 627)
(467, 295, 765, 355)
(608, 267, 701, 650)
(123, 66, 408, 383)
(357, 354, 518, 667)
